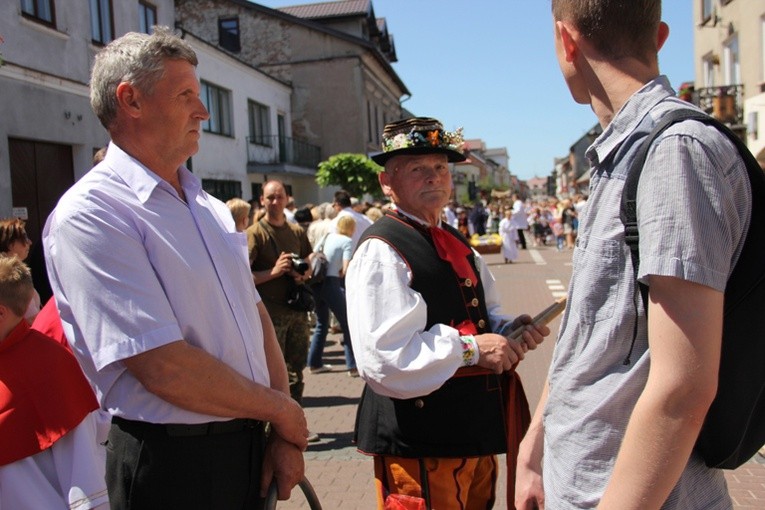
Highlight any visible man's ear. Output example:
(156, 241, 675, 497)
(116, 82, 142, 118)
(557, 20, 579, 63)
(656, 21, 670, 52)
(378, 171, 393, 198)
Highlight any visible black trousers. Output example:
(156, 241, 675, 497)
(517, 229, 527, 249)
(106, 417, 266, 510)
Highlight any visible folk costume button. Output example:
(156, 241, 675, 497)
(464, 278, 472, 288)
(471, 298, 479, 307)
(414, 399, 425, 409)
(478, 319, 486, 329)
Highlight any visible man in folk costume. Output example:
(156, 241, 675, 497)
(346, 117, 551, 509)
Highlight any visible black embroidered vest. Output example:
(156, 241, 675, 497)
(353, 213, 508, 458)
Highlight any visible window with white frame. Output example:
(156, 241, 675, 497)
(748, 111, 758, 140)
(248, 100, 271, 146)
(201, 81, 233, 136)
(139, 1, 157, 35)
(723, 35, 740, 85)
(20, 0, 55, 25)
(702, 53, 717, 87)
(90, 0, 114, 44)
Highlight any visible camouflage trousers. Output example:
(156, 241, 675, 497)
(266, 304, 310, 404)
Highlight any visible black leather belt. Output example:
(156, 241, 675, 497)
(113, 416, 263, 438)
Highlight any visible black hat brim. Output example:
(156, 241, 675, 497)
(371, 146, 467, 166)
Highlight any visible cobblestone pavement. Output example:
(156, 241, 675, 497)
(274, 247, 765, 509)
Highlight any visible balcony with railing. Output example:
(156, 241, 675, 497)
(246, 135, 321, 175)
(680, 84, 745, 127)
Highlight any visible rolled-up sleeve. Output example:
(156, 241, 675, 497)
(636, 125, 750, 292)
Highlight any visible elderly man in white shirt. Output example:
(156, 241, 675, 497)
(345, 116, 550, 509)
(43, 28, 307, 508)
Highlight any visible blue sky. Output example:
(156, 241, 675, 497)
(260, 1, 695, 180)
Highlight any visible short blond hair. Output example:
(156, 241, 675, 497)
(226, 198, 251, 225)
(336, 215, 356, 237)
(0, 256, 34, 317)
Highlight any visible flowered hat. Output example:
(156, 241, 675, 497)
(371, 117, 466, 166)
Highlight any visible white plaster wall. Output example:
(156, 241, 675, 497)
(693, 0, 764, 100)
(0, 0, 175, 216)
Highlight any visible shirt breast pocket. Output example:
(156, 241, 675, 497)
(224, 231, 249, 266)
(572, 235, 622, 324)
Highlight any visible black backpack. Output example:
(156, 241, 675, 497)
(620, 108, 765, 469)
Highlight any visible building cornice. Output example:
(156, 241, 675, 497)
(0, 62, 89, 98)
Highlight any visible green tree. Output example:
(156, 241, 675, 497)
(315, 153, 382, 198)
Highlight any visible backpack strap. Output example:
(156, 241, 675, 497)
(621, 110, 707, 310)
(315, 233, 329, 253)
(620, 107, 763, 361)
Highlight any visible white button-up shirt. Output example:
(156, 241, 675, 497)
(44, 142, 269, 424)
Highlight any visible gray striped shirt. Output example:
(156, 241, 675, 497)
(543, 76, 750, 509)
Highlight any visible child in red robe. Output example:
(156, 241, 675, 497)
(0, 256, 108, 509)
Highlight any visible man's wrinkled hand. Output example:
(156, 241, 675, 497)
(270, 394, 309, 451)
(475, 333, 525, 373)
(260, 435, 305, 500)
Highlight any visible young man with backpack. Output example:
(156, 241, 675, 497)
(515, 2, 753, 509)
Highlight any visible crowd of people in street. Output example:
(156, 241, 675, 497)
(0, 1, 754, 509)
(253, 191, 588, 271)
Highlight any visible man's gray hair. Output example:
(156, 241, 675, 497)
(90, 26, 198, 129)
(321, 202, 337, 220)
